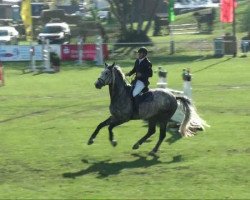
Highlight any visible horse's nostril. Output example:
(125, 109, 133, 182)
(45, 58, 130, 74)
(95, 81, 101, 89)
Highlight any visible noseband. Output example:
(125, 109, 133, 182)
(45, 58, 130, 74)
(97, 78, 105, 85)
(98, 72, 111, 85)
(98, 67, 117, 97)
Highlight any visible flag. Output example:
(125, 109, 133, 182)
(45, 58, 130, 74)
(220, 0, 237, 23)
(21, 0, 32, 41)
(168, 0, 175, 22)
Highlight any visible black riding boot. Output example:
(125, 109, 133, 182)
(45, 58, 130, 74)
(133, 95, 141, 116)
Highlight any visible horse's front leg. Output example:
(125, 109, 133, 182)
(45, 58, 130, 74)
(87, 117, 112, 145)
(108, 120, 126, 147)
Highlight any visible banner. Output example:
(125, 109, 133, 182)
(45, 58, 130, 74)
(220, 0, 237, 23)
(0, 45, 43, 61)
(61, 44, 109, 61)
(0, 44, 109, 62)
(21, 0, 33, 41)
(168, 0, 175, 22)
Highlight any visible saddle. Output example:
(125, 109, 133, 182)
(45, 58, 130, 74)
(137, 90, 154, 104)
(132, 90, 154, 118)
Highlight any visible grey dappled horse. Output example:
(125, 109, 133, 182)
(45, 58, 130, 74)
(88, 63, 208, 155)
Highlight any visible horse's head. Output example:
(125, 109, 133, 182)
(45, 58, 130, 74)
(95, 62, 115, 89)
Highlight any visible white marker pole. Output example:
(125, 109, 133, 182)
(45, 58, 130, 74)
(43, 39, 54, 72)
(79, 37, 83, 65)
(29, 42, 37, 72)
(96, 35, 103, 65)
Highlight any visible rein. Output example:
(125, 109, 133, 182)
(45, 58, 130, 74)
(124, 74, 135, 85)
(124, 76, 131, 84)
(111, 67, 116, 97)
(100, 66, 132, 99)
(110, 67, 131, 98)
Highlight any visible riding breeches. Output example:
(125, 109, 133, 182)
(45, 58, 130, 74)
(132, 80, 145, 97)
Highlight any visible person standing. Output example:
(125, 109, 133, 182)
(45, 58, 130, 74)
(182, 68, 187, 81)
(183, 68, 192, 99)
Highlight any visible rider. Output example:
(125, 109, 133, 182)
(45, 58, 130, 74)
(125, 47, 153, 114)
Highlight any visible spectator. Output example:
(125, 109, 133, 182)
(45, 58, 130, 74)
(183, 68, 192, 99)
(241, 32, 250, 53)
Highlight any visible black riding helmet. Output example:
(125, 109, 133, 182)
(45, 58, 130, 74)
(137, 47, 148, 55)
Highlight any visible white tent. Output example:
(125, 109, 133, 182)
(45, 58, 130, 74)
(2, 0, 22, 3)
(175, 0, 219, 8)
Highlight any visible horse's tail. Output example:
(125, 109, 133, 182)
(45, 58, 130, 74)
(176, 96, 210, 137)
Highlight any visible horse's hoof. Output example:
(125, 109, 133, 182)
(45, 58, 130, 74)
(111, 140, 117, 147)
(132, 143, 139, 150)
(87, 139, 94, 145)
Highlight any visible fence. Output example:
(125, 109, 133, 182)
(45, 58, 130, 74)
(169, 23, 199, 35)
(106, 40, 215, 59)
(107, 38, 250, 59)
(0, 38, 248, 63)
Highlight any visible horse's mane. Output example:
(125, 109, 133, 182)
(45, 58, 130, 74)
(114, 65, 130, 87)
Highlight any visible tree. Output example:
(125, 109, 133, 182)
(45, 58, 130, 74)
(107, 0, 160, 42)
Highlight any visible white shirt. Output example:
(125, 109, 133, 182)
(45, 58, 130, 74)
(139, 57, 146, 64)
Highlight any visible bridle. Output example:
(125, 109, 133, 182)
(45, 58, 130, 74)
(97, 66, 132, 96)
(98, 68, 113, 85)
(98, 67, 116, 93)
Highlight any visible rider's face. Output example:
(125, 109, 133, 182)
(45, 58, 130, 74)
(138, 52, 145, 59)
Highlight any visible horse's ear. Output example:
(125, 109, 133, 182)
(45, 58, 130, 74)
(105, 63, 108, 68)
(111, 62, 116, 68)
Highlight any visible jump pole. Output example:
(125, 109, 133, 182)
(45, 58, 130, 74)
(0, 61, 5, 86)
(29, 42, 38, 72)
(43, 39, 54, 72)
(95, 35, 104, 66)
(77, 36, 83, 65)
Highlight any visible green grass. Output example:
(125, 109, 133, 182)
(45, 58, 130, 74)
(1, 2, 250, 198)
(0, 54, 250, 199)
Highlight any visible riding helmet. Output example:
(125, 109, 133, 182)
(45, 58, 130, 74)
(137, 47, 148, 55)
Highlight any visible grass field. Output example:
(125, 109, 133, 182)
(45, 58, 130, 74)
(0, 54, 250, 199)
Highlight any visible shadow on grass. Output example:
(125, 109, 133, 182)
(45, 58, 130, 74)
(193, 57, 232, 74)
(150, 55, 207, 64)
(165, 128, 182, 145)
(0, 104, 83, 124)
(111, 55, 215, 67)
(3, 61, 101, 73)
(61, 61, 102, 71)
(114, 54, 219, 68)
(62, 153, 183, 179)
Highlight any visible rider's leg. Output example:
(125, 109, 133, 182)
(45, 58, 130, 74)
(132, 80, 145, 114)
(132, 80, 145, 97)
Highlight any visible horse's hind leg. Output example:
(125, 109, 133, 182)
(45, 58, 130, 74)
(149, 122, 167, 155)
(132, 120, 156, 150)
(108, 120, 125, 147)
(87, 117, 111, 145)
